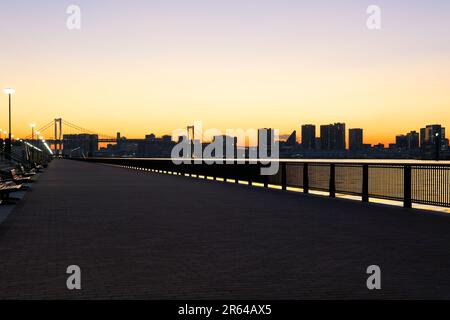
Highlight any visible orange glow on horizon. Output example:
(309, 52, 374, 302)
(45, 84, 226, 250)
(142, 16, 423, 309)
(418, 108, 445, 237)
(1, 2, 449, 146)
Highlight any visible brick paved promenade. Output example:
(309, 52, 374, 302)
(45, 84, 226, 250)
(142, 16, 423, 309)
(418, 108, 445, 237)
(1, 160, 450, 299)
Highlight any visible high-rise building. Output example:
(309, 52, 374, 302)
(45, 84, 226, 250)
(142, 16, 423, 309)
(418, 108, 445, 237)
(320, 125, 332, 150)
(258, 128, 275, 158)
(395, 135, 408, 149)
(420, 125, 446, 147)
(63, 134, 99, 157)
(349, 128, 363, 151)
(334, 123, 346, 150)
(286, 131, 297, 147)
(320, 123, 346, 151)
(301, 125, 316, 150)
(420, 128, 426, 147)
(138, 134, 176, 158)
(406, 131, 419, 150)
(419, 124, 450, 159)
(320, 124, 333, 150)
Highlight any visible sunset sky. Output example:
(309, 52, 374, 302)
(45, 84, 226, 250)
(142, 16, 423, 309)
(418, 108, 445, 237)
(1, 0, 450, 145)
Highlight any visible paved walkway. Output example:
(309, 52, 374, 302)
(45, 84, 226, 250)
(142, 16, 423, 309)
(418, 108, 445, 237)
(1, 160, 450, 299)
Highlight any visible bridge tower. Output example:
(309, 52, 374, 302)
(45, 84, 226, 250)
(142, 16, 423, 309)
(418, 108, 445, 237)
(187, 125, 195, 159)
(54, 118, 63, 157)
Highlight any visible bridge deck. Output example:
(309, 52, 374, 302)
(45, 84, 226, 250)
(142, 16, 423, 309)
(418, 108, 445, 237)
(1, 160, 450, 299)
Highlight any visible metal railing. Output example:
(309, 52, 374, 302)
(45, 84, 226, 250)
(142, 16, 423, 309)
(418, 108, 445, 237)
(79, 158, 450, 209)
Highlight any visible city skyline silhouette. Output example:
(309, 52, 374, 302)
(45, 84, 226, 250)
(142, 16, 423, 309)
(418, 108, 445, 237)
(1, 1, 450, 144)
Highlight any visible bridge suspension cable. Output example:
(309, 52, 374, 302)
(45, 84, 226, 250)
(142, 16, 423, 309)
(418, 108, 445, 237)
(24, 119, 117, 141)
(23, 120, 54, 140)
(62, 120, 116, 140)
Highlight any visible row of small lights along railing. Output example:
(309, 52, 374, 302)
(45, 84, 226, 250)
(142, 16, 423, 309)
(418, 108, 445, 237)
(79, 158, 450, 211)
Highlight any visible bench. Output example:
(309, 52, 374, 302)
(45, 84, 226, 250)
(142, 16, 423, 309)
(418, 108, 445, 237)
(0, 181, 23, 204)
(18, 165, 37, 177)
(10, 169, 33, 183)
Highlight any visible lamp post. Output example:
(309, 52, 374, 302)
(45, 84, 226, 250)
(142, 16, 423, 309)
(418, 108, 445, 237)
(2, 130, 5, 151)
(36, 131, 41, 146)
(435, 132, 441, 161)
(3, 88, 15, 158)
(30, 123, 36, 140)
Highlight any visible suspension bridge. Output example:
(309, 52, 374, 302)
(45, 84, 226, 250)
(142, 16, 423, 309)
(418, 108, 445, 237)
(22, 118, 146, 155)
(24, 118, 117, 143)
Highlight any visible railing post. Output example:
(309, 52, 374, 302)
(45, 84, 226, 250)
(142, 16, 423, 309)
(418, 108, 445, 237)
(362, 164, 369, 202)
(329, 164, 336, 198)
(281, 162, 287, 190)
(303, 163, 309, 194)
(404, 165, 412, 208)
(247, 161, 253, 186)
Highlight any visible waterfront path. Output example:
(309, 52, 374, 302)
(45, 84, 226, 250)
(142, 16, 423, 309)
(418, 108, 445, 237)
(1, 160, 450, 299)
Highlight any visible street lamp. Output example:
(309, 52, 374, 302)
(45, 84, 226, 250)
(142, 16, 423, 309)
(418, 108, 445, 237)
(3, 88, 15, 157)
(4, 88, 15, 95)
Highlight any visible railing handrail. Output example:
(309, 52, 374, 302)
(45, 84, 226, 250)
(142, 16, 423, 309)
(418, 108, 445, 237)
(76, 157, 450, 209)
(78, 157, 450, 167)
